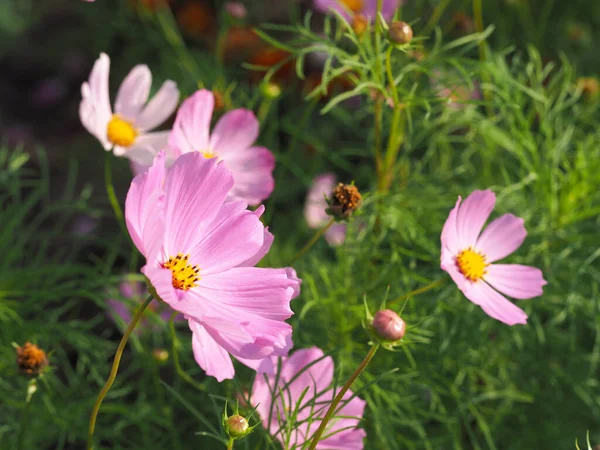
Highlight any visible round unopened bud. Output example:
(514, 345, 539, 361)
(329, 183, 362, 219)
(372, 309, 406, 342)
(225, 2, 247, 19)
(352, 15, 368, 36)
(152, 349, 169, 364)
(226, 414, 249, 438)
(16, 342, 49, 376)
(261, 82, 282, 99)
(388, 21, 413, 45)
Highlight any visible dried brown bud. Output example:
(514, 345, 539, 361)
(452, 12, 475, 35)
(577, 77, 599, 100)
(329, 183, 362, 219)
(213, 91, 225, 111)
(225, 414, 249, 438)
(352, 15, 368, 36)
(16, 342, 49, 376)
(388, 21, 413, 46)
(372, 310, 406, 342)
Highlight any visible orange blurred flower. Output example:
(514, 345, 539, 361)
(176, 1, 216, 39)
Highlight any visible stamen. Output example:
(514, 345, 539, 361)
(162, 253, 200, 290)
(107, 115, 138, 147)
(456, 248, 488, 282)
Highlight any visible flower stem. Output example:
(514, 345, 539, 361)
(17, 380, 37, 450)
(373, 0, 385, 181)
(87, 295, 154, 450)
(307, 345, 379, 450)
(226, 438, 235, 450)
(169, 312, 205, 392)
(104, 152, 127, 237)
(290, 217, 335, 263)
(388, 278, 446, 306)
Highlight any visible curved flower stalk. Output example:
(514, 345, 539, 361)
(304, 174, 346, 246)
(79, 53, 180, 166)
(313, 0, 401, 23)
(168, 89, 275, 206)
(440, 189, 547, 325)
(252, 347, 366, 449)
(125, 151, 300, 381)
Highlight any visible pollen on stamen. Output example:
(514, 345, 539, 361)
(162, 253, 200, 290)
(107, 115, 138, 147)
(455, 248, 488, 282)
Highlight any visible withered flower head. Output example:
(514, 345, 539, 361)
(352, 14, 368, 36)
(16, 342, 49, 376)
(388, 21, 413, 46)
(577, 77, 599, 101)
(328, 183, 362, 219)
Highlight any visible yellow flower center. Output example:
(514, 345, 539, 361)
(340, 0, 364, 13)
(162, 253, 200, 290)
(107, 115, 138, 147)
(200, 150, 217, 159)
(456, 248, 488, 282)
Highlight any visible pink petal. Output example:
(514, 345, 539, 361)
(324, 223, 346, 246)
(239, 216, 275, 267)
(168, 89, 214, 155)
(484, 264, 547, 299)
(80, 53, 112, 149)
(209, 109, 259, 155)
(236, 334, 293, 374)
(142, 265, 184, 310)
(281, 348, 334, 404)
(125, 151, 166, 256)
(455, 190, 496, 248)
(136, 80, 180, 131)
(189, 319, 235, 382)
(441, 196, 462, 255)
(129, 160, 149, 177)
(162, 153, 233, 256)
(114, 64, 151, 120)
(285, 267, 302, 299)
(313, 0, 352, 21)
(463, 280, 528, 325)
(224, 146, 275, 205)
(440, 247, 469, 292)
(305, 173, 336, 228)
(313, 390, 366, 449)
(475, 213, 527, 263)
(119, 130, 170, 165)
(365, 0, 401, 21)
(187, 203, 265, 275)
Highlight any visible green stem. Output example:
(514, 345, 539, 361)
(17, 380, 37, 450)
(226, 437, 235, 450)
(385, 47, 399, 106)
(104, 152, 127, 237)
(473, 0, 485, 63)
(88, 295, 154, 450)
(290, 218, 335, 264)
(388, 278, 446, 306)
(373, 0, 385, 187)
(421, 0, 453, 37)
(169, 312, 206, 392)
(307, 345, 380, 450)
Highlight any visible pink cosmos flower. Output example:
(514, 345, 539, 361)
(125, 151, 300, 381)
(80, 53, 180, 166)
(252, 347, 366, 449)
(440, 190, 547, 325)
(305, 173, 346, 246)
(107, 280, 182, 333)
(168, 89, 275, 206)
(314, 0, 401, 23)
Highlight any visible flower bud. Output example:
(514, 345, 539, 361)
(372, 310, 406, 342)
(16, 342, 49, 376)
(225, 414, 249, 438)
(577, 77, 599, 101)
(388, 21, 413, 46)
(152, 349, 169, 364)
(261, 82, 282, 99)
(225, 2, 247, 20)
(327, 183, 362, 219)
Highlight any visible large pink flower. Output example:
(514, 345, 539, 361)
(252, 347, 366, 449)
(313, 0, 401, 23)
(305, 173, 346, 246)
(125, 151, 300, 381)
(440, 190, 547, 325)
(80, 53, 180, 165)
(168, 89, 275, 206)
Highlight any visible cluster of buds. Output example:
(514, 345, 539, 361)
(326, 183, 362, 220)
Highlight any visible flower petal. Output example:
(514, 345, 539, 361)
(120, 131, 170, 165)
(80, 53, 112, 149)
(168, 89, 214, 155)
(463, 280, 528, 325)
(136, 80, 180, 131)
(282, 348, 334, 404)
(210, 109, 259, 155)
(325, 223, 346, 246)
(456, 190, 496, 248)
(162, 153, 233, 256)
(313, 0, 352, 21)
(305, 173, 336, 228)
(125, 151, 166, 256)
(475, 213, 527, 263)
(484, 264, 547, 299)
(441, 196, 462, 255)
(114, 64, 151, 120)
(189, 319, 235, 382)
(224, 146, 275, 205)
(365, 0, 400, 20)
(238, 206, 275, 267)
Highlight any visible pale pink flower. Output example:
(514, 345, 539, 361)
(252, 347, 366, 449)
(168, 89, 275, 206)
(440, 190, 547, 325)
(313, 0, 401, 23)
(125, 151, 300, 381)
(225, 2, 247, 19)
(80, 53, 180, 166)
(304, 173, 346, 246)
(106, 280, 182, 333)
